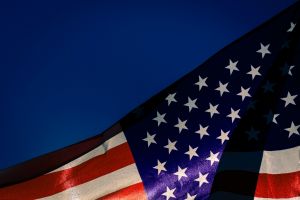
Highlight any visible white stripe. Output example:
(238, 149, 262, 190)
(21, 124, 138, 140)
(255, 197, 300, 200)
(217, 151, 262, 172)
(260, 146, 300, 174)
(51, 132, 127, 173)
(40, 163, 142, 200)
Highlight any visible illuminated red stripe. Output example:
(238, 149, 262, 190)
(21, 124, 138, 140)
(0, 123, 122, 188)
(100, 182, 147, 200)
(255, 171, 300, 198)
(0, 143, 135, 199)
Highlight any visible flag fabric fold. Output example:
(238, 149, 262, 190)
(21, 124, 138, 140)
(0, 2, 299, 200)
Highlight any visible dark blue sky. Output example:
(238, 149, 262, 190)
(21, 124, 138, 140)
(0, 0, 296, 169)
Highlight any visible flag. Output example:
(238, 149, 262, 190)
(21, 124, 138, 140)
(0, 2, 299, 200)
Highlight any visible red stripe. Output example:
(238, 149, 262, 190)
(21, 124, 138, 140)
(255, 171, 300, 198)
(0, 123, 122, 187)
(100, 182, 147, 200)
(0, 143, 135, 200)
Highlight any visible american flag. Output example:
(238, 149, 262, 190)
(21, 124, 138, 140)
(0, 2, 299, 200)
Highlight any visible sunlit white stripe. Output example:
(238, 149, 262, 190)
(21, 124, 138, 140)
(51, 132, 127, 173)
(260, 146, 300, 174)
(40, 163, 142, 200)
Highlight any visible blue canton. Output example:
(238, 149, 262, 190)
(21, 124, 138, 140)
(123, 4, 300, 200)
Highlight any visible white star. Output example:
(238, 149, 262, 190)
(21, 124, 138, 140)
(165, 93, 177, 106)
(164, 139, 178, 154)
(284, 121, 300, 138)
(227, 108, 241, 123)
(288, 65, 295, 76)
(153, 111, 167, 126)
(206, 151, 220, 166)
(272, 114, 279, 124)
(194, 75, 208, 91)
(225, 59, 239, 75)
(153, 160, 167, 175)
(246, 127, 259, 141)
(256, 43, 271, 58)
(174, 118, 188, 133)
(287, 22, 296, 32)
(162, 186, 176, 200)
(194, 172, 209, 187)
(217, 130, 230, 144)
(184, 97, 198, 112)
(215, 81, 229, 96)
(205, 103, 220, 118)
(142, 132, 157, 147)
(281, 91, 298, 107)
(195, 124, 210, 139)
(237, 86, 251, 101)
(185, 145, 199, 160)
(174, 166, 188, 181)
(247, 65, 262, 80)
(185, 193, 197, 200)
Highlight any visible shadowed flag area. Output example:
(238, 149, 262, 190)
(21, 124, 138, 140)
(0, 1, 299, 200)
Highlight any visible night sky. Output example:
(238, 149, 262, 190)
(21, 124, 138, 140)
(0, 0, 296, 169)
